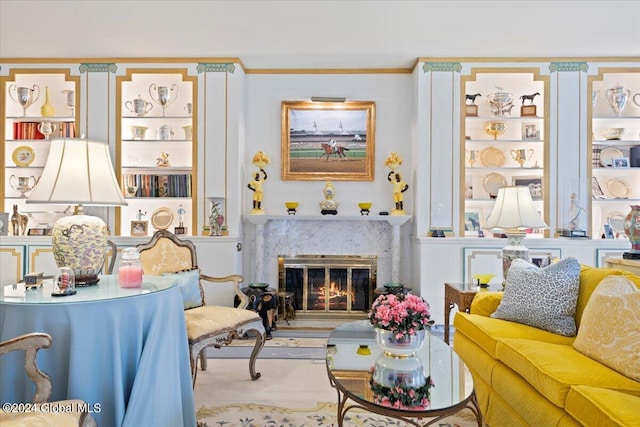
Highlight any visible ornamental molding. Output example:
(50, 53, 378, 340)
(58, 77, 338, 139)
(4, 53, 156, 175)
(422, 62, 462, 73)
(197, 63, 235, 73)
(549, 62, 588, 72)
(79, 63, 117, 73)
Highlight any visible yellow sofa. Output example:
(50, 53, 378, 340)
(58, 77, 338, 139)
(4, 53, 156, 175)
(453, 265, 640, 427)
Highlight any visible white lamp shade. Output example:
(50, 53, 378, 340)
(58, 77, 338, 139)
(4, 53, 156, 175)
(484, 186, 548, 231)
(27, 138, 126, 206)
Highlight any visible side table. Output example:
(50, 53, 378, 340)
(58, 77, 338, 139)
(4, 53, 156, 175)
(605, 257, 640, 275)
(277, 291, 296, 324)
(444, 282, 501, 345)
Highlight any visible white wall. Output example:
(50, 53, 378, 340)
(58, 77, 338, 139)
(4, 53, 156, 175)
(244, 73, 413, 216)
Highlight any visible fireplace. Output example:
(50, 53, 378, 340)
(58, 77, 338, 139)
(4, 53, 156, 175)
(278, 255, 377, 314)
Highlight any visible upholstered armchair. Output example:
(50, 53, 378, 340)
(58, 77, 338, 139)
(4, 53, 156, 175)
(0, 333, 97, 427)
(136, 230, 265, 386)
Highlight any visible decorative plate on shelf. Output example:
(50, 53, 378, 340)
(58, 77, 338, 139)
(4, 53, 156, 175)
(248, 283, 269, 289)
(12, 146, 35, 167)
(606, 178, 631, 199)
(480, 146, 505, 167)
(599, 147, 623, 167)
(483, 172, 507, 198)
(150, 207, 174, 230)
(607, 211, 627, 235)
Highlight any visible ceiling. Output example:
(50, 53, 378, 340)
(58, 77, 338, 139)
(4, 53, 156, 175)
(1, 1, 639, 69)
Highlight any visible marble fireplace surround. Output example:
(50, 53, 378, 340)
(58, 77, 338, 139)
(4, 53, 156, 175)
(243, 215, 411, 290)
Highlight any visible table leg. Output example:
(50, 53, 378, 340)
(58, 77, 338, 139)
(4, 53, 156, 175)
(444, 298, 455, 345)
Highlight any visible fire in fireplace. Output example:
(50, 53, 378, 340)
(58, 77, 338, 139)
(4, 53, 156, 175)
(278, 255, 377, 314)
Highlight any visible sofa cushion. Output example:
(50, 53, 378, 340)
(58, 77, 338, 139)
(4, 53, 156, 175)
(573, 275, 640, 382)
(495, 338, 640, 408)
(454, 312, 574, 358)
(469, 291, 503, 317)
(577, 264, 640, 328)
(492, 257, 581, 336)
(566, 385, 640, 427)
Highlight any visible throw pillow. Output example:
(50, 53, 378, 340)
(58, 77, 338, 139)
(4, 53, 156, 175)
(491, 257, 581, 336)
(163, 268, 202, 309)
(573, 275, 640, 381)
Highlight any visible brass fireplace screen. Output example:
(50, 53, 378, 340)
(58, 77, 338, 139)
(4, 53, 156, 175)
(278, 255, 377, 314)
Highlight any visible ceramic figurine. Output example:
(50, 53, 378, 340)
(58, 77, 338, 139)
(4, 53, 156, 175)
(385, 153, 408, 216)
(248, 151, 270, 214)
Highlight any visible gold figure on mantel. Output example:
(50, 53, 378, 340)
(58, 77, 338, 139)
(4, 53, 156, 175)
(385, 152, 408, 216)
(248, 151, 270, 214)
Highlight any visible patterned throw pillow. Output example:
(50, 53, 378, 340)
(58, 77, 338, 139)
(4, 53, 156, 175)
(573, 275, 640, 381)
(163, 268, 202, 310)
(491, 257, 581, 336)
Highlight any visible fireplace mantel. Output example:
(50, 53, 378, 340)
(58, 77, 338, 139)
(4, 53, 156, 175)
(243, 215, 412, 286)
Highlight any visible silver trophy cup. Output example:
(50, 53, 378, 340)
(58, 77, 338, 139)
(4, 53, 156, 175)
(149, 84, 178, 117)
(8, 84, 40, 116)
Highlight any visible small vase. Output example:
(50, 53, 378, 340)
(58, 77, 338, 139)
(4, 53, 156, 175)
(623, 205, 640, 258)
(40, 86, 56, 117)
(375, 328, 426, 357)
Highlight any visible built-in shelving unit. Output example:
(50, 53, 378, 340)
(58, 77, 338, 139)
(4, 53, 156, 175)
(461, 70, 549, 237)
(116, 69, 197, 236)
(589, 69, 640, 239)
(1, 70, 79, 233)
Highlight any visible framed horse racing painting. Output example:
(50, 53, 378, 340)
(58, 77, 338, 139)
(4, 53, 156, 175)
(281, 100, 376, 181)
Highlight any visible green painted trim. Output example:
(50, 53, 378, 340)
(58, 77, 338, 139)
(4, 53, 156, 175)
(197, 63, 235, 73)
(79, 63, 117, 73)
(422, 62, 462, 72)
(549, 62, 589, 72)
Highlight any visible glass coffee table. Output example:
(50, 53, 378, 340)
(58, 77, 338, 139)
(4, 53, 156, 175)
(326, 321, 482, 426)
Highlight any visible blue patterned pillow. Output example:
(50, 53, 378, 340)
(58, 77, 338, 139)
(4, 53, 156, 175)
(163, 268, 202, 310)
(491, 257, 581, 336)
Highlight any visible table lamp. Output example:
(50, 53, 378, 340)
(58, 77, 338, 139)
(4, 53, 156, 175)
(484, 186, 548, 284)
(27, 138, 127, 285)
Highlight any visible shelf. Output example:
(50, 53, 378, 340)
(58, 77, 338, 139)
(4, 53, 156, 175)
(122, 115, 192, 120)
(465, 139, 544, 143)
(121, 139, 192, 143)
(465, 116, 544, 121)
(122, 166, 192, 172)
(6, 116, 75, 122)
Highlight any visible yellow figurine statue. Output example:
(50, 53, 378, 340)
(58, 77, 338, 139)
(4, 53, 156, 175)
(248, 151, 270, 214)
(385, 152, 408, 215)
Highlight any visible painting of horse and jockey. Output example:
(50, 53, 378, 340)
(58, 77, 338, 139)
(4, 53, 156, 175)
(281, 100, 375, 181)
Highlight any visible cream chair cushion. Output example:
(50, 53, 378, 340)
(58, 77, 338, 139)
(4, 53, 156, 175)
(185, 306, 261, 340)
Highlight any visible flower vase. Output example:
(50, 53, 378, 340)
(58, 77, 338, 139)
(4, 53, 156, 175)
(375, 328, 426, 357)
(40, 86, 56, 117)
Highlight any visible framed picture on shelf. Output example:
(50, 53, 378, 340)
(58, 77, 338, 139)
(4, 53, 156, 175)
(592, 176, 606, 199)
(281, 100, 376, 181)
(464, 209, 484, 236)
(0, 212, 9, 236)
(512, 176, 543, 199)
(130, 220, 149, 236)
(603, 224, 615, 239)
(521, 122, 540, 141)
(612, 157, 630, 168)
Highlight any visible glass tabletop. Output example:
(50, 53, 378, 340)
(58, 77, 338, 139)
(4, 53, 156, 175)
(0, 275, 176, 304)
(327, 320, 475, 413)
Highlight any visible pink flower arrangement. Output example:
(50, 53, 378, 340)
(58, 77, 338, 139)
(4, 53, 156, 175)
(369, 293, 433, 340)
(369, 371, 434, 410)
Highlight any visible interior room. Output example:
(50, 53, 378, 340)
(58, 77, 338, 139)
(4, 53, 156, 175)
(1, 1, 639, 426)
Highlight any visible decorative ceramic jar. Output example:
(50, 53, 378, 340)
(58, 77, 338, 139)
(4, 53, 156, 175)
(623, 205, 640, 259)
(375, 328, 426, 357)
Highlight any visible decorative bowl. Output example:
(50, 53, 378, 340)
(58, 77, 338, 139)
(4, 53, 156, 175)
(600, 128, 625, 140)
(358, 202, 372, 210)
(130, 125, 148, 140)
(485, 122, 508, 140)
(285, 202, 299, 209)
(472, 274, 496, 287)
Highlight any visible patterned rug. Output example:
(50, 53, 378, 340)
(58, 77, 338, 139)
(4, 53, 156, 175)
(196, 402, 481, 427)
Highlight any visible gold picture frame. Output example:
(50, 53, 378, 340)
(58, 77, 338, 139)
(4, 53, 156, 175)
(281, 100, 375, 181)
(130, 220, 148, 236)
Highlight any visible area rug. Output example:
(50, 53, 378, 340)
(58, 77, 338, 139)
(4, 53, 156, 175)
(228, 337, 328, 348)
(196, 402, 481, 427)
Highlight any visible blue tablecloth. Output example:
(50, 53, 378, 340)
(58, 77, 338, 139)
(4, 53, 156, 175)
(0, 275, 196, 427)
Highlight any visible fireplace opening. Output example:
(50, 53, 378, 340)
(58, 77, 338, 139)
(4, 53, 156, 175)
(278, 255, 377, 315)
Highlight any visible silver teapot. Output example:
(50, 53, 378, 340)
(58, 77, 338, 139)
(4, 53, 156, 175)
(606, 84, 630, 117)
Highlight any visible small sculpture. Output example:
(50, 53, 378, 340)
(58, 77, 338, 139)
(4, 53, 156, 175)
(136, 209, 147, 221)
(248, 151, 270, 214)
(385, 153, 409, 216)
(567, 192, 585, 231)
(320, 182, 338, 215)
(11, 204, 28, 236)
(156, 152, 171, 167)
(520, 92, 540, 105)
(465, 93, 481, 104)
(177, 204, 186, 227)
